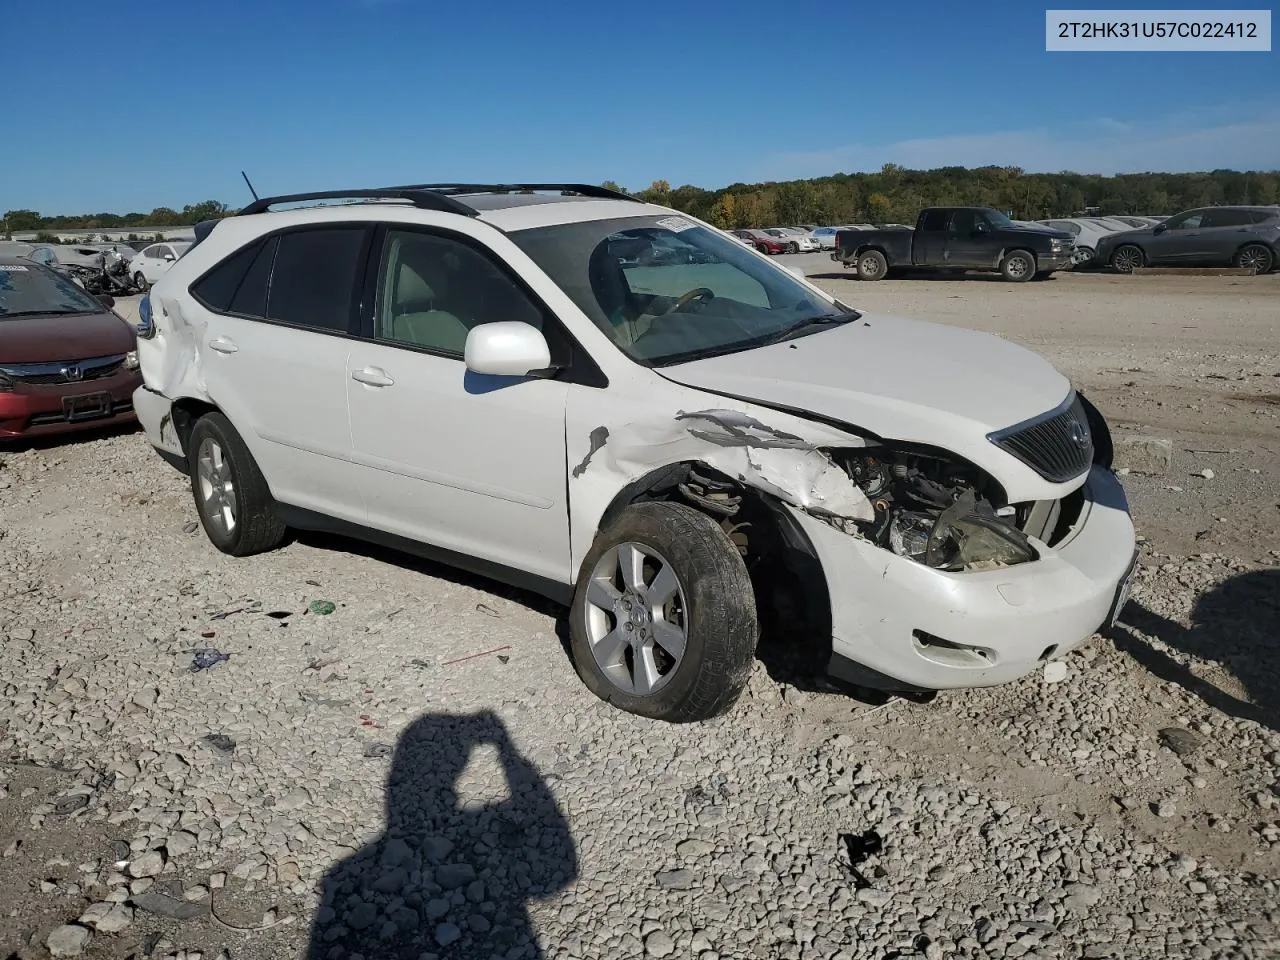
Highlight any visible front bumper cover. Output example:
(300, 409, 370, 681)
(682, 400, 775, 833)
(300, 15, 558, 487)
(789, 466, 1136, 692)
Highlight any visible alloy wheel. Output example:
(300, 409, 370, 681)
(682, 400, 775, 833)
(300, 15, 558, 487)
(582, 542, 688, 696)
(196, 438, 237, 535)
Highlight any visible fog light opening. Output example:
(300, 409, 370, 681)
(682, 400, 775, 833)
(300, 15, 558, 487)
(1038, 644, 1058, 661)
(912, 630, 994, 665)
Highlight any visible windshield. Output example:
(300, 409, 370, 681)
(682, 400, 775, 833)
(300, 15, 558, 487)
(984, 209, 1015, 228)
(0, 263, 104, 317)
(509, 215, 850, 366)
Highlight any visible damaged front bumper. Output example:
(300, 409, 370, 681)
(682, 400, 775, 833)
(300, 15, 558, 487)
(789, 466, 1136, 692)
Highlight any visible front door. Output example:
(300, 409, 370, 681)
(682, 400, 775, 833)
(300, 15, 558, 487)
(944, 209, 995, 267)
(345, 225, 571, 584)
(1144, 209, 1207, 263)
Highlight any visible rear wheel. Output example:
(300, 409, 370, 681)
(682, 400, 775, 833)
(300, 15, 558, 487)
(788, 242, 800, 254)
(755, 243, 770, 254)
(133, 272, 149, 292)
(187, 412, 287, 557)
(1112, 244, 1144, 273)
(569, 502, 758, 722)
(856, 249, 888, 281)
(1236, 244, 1274, 274)
(999, 249, 1035, 282)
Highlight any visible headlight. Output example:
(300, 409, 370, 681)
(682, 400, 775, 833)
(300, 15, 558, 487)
(125, 350, 139, 370)
(925, 491, 1036, 569)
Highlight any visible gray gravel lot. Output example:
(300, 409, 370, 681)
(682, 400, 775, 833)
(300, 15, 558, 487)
(1, 270, 1278, 960)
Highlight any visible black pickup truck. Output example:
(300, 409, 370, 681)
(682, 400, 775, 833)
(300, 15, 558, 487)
(834, 207, 1076, 282)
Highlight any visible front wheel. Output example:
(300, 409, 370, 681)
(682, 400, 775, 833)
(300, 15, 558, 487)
(1112, 244, 1144, 273)
(856, 249, 888, 281)
(788, 242, 800, 254)
(1071, 246, 1094, 268)
(999, 249, 1035, 282)
(1236, 244, 1274, 274)
(133, 272, 149, 292)
(187, 412, 288, 557)
(569, 502, 758, 722)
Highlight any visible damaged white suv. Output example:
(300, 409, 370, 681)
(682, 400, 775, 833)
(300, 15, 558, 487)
(132, 183, 1137, 723)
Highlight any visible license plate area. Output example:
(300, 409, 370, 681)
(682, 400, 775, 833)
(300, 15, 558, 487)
(62, 392, 112, 422)
(1106, 551, 1139, 629)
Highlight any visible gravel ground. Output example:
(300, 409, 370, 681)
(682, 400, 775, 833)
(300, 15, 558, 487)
(2, 272, 1278, 960)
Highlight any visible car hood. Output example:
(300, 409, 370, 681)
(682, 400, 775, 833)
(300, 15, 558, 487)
(657, 312, 1076, 497)
(0, 311, 135, 363)
(1096, 226, 1152, 246)
(1007, 223, 1073, 240)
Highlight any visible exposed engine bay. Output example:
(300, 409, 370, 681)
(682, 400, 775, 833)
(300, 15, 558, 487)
(832, 448, 1039, 572)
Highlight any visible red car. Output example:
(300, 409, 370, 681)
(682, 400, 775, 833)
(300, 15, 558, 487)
(0, 256, 143, 440)
(732, 229, 789, 255)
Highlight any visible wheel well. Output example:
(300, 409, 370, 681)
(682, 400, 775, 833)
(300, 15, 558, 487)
(1001, 246, 1036, 262)
(1111, 242, 1144, 262)
(596, 461, 833, 662)
(853, 245, 888, 260)
(169, 397, 219, 455)
(1235, 240, 1275, 260)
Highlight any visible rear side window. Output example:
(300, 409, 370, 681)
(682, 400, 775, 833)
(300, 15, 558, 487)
(1249, 209, 1279, 224)
(1202, 209, 1251, 228)
(266, 228, 365, 332)
(191, 241, 262, 312)
(920, 210, 948, 231)
(228, 237, 277, 318)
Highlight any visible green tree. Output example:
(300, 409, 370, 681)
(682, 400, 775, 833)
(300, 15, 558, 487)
(600, 180, 628, 195)
(3, 209, 41, 232)
(637, 179, 671, 206)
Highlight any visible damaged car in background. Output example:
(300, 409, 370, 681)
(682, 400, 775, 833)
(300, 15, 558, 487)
(131, 182, 1137, 723)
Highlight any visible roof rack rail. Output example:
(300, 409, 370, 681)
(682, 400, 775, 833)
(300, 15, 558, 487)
(383, 182, 635, 202)
(237, 188, 478, 217)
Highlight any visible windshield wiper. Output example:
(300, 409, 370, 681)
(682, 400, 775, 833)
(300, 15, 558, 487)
(762, 311, 860, 345)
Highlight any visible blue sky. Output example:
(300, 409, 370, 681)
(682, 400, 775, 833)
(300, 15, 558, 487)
(5, 0, 1277, 214)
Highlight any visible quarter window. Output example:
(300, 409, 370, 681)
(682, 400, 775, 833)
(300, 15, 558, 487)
(374, 229, 544, 356)
(920, 210, 949, 231)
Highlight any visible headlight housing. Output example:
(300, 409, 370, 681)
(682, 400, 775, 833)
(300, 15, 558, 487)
(125, 350, 139, 370)
(925, 491, 1036, 569)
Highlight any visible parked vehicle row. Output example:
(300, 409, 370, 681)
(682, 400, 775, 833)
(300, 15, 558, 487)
(832, 205, 1277, 279)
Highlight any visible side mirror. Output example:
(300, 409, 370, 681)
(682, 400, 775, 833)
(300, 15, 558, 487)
(464, 322, 552, 377)
(1152, 224, 1167, 234)
(95, 294, 115, 309)
(163, 254, 176, 261)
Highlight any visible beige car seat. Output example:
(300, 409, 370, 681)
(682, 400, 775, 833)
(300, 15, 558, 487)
(385, 246, 471, 354)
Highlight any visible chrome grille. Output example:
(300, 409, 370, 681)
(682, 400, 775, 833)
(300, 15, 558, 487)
(0, 354, 127, 385)
(989, 392, 1093, 483)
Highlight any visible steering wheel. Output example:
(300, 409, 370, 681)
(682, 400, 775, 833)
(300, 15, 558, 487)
(657, 287, 714, 317)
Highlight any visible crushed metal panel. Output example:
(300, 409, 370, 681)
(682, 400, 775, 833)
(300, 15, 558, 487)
(575, 406, 873, 523)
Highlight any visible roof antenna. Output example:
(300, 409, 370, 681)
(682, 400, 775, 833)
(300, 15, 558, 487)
(240, 170, 260, 202)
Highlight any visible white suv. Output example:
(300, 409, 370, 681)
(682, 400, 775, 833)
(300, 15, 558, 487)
(132, 183, 1136, 723)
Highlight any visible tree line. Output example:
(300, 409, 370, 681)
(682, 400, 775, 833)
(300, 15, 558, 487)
(6, 166, 1278, 236)
(607, 165, 1280, 227)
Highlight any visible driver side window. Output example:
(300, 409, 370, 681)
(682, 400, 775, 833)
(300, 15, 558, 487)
(1165, 211, 1203, 230)
(374, 230, 544, 357)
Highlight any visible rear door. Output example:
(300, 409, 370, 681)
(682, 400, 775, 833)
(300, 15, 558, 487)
(188, 223, 372, 523)
(1194, 208, 1254, 264)
(914, 209, 949, 264)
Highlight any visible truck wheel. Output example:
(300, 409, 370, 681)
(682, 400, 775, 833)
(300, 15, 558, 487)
(999, 250, 1035, 282)
(569, 502, 758, 723)
(1111, 245, 1143, 273)
(187, 412, 288, 557)
(856, 250, 888, 281)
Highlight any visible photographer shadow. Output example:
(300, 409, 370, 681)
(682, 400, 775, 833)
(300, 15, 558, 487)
(306, 710, 577, 960)
(1109, 567, 1279, 735)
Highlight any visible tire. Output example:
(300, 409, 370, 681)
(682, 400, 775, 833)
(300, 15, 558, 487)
(999, 249, 1035, 282)
(856, 249, 888, 281)
(187, 412, 287, 557)
(756, 243, 769, 254)
(568, 501, 758, 723)
(133, 272, 149, 292)
(788, 242, 800, 254)
(1071, 246, 1094, 268)
(1235, 243, 1274, 275)
(1111, 244, 1144, 274)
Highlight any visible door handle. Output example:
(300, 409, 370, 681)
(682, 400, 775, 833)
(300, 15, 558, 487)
(351, 367, 395, 387)
(208, 337, 238, 354)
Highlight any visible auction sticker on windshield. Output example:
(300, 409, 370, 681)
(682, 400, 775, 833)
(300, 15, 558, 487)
(656, 216, 697, 232)
(0, 265, 29, 271)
